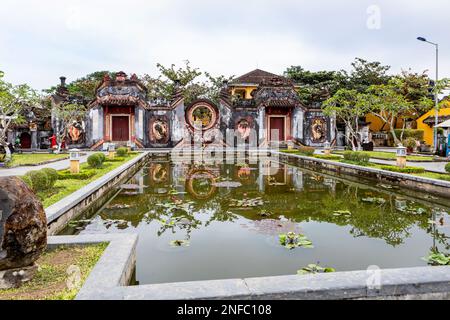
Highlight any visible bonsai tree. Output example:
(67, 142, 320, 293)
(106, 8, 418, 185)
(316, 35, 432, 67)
(0, 71, 39, 161)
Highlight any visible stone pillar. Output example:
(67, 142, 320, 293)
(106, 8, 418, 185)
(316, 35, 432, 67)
(31, 131, 38, 150)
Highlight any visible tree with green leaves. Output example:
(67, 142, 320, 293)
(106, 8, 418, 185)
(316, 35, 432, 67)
(52, 102, 87, 153)
(284, 66, 344, 106)
(361, 80, 413, 146)
(323, 89, 370, 151)
(343, 57, 392, 92)
(0, 71, 40, 161)
(45, 71, 114, 101)
(142, 61, 233, 105)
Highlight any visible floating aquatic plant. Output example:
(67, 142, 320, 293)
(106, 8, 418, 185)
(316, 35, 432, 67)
(229, 197, 264, 208)
(422, 251, 450, 266)
(279, 232, 313, 249)
(170, 240, 190, 247)
(361, 197, 386, 205)
(297, 264, 336, 275)
(107, 204, 132, 210)
(158, 218, 177, 227)
(332, 210, 352, 217)
(258, 210, 272, 218)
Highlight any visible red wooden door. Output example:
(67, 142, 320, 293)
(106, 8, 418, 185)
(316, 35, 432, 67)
(20, 132, 31, 149)
(112, 116, 129, 141)
(270, 117, 285, 141)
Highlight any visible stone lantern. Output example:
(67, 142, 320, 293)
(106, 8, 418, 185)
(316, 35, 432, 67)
(0, 177, 47, 288)
(396, 146, 407, 169)
(69, 148, 81, 174)
(324, 141, 332, 156)
(108, 143, 116, 159)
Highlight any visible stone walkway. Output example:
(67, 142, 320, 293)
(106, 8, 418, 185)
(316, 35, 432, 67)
(0, 153, 91, 177)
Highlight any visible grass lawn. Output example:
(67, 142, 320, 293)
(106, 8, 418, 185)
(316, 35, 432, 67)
(281, 150, 450, 182)
(333, 150, 434, 162)
(5, 153, 69, 167)
(415, 171, 450, 182)
(0, 244, 107, 300)
(39, 153, 139, 208)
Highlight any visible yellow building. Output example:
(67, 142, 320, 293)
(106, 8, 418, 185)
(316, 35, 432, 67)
(417, 100, 450, 145)
(229, 69, 276, 99)
(365, 98, 450, 147)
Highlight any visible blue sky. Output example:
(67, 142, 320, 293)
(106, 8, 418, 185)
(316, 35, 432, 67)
(0, 0, 449, 90)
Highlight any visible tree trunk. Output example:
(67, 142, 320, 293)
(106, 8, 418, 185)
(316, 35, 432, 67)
(0, 138, 11, 161)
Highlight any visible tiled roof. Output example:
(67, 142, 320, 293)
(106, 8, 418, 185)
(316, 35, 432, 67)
(231, 69, 281, 85)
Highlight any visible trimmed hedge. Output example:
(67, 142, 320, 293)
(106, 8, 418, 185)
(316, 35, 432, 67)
(314, 155, 342, 161)
(41, 168, 58, 189)
(104, 157, 126, 162)
(116, 147, 128, 157)
(57, 169, 97, 180)
(87, 153, 105, 168)
(298, 146, 315, 156)
(380, 165, 425, 174)
(282, 146, 315, 157)
(23, 168, 59, 192)
(97, 153, 106, 163)
(445, 163, 450, 174)
(343, 151, 370, 165)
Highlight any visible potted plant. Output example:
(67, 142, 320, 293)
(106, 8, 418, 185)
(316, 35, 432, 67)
(403, 138, 417, 154)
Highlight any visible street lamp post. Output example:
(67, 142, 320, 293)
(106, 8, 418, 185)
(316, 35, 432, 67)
(417, 37, 439, 153)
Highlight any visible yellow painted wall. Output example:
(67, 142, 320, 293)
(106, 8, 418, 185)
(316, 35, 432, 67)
(366, 114, 405, 132)
(417, 105, 450, 145)
(231, 86, 258, 99)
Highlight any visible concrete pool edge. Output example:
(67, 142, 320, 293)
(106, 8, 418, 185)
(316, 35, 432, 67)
(48, 234, 450, 300)
(46, 151, 150, 235)
(275, 151, 450, 198)
(46, 149, 450, 300)
(48, 234, 138, 300)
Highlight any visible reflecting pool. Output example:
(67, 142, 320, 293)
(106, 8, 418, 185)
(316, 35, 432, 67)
(61, 153, 450, 285)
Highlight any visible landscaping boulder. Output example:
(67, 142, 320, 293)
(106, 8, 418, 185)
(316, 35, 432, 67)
(0, 176, 47, 287)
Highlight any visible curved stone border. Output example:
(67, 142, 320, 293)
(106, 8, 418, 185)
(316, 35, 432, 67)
(46, 152, 149, 235)
(276, 151, 450, 198)
(47, 234, 138, 300)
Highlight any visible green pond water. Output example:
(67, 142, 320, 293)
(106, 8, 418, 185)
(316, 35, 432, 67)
(61, 153, 450, 285)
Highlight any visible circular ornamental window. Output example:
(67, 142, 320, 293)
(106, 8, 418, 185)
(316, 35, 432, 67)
(187, 102, 218, 131)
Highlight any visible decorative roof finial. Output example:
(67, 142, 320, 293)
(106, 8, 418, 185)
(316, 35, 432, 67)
(115, 71, 127, 82)
(59, 76, 66, 87)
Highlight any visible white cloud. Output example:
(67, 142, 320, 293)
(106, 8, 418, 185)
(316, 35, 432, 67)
(0, 0, 449, 90)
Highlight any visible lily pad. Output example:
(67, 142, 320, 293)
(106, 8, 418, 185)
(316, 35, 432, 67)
(279, 232, 314, 250)
(297, 264, 336, 275)
(362, 197, 386, 205)
(170, 240, 190, 247)
(332, 210, 352, 217)
(422, 252, 450, 266)
(106, 204, 131, 210)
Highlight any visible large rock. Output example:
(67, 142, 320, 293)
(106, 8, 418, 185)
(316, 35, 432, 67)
(0, 176, 47, 271)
